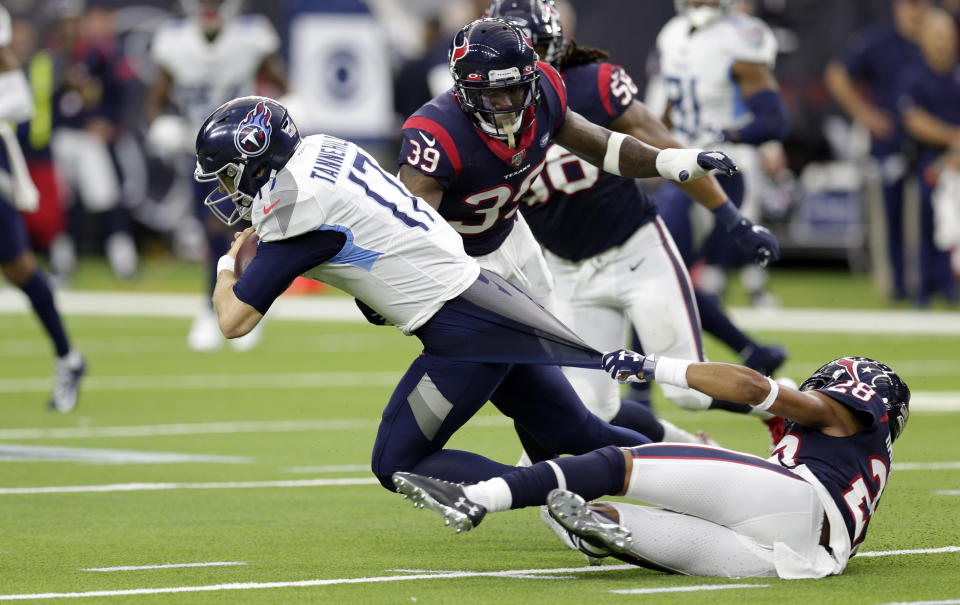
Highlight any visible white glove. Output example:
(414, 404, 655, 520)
(655, 148, 739, 183)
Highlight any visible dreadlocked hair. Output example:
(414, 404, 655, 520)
(558, 38, 610, 70)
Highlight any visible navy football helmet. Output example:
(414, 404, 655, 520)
(194, 96, 300, 226)
(449, 18, 540, 143)
(484, 0, 566, 68)
(799, 357, 911, 442)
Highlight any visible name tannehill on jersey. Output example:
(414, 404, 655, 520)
(397, 61, 568, 257)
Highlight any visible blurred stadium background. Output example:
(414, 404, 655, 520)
(1, 0, 959, 602)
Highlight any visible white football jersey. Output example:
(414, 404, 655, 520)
(252, 135, 480, 334)
(657, 13, 777, 148)
(151, 15, 279, 130)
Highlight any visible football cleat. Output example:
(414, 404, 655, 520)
(49, 351, 86, 413)
(546, 489, 633, 554)
(539, 505, 606, 565)
(392, 472, 486, 533)
(187, 307, 223, 352)
(743, 343, 787, 377)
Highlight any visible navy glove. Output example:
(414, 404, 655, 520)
(713, 201, 781, 268)
(697, 150, 738, 177)
(601, 349, 657, 384)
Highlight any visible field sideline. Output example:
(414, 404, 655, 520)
(0, 278, 958, 603)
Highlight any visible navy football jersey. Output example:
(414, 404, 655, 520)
(519, 62, 658, 262)
(770, 383, 893, 549)
(399, 62, 568, 257)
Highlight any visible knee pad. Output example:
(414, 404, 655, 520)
(661, 383, 712, 411)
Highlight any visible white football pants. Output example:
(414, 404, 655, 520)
(475, 212, 556, 310)
(607, 443, 825, 578)
(545, 216, 711, 417)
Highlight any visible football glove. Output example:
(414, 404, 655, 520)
(601, 349, 657, 384)
(713, 201, 781, 267)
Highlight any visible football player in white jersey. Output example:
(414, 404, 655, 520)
(146, 0, 285, 352)
(195, 96, 729, 491)
(648, 0, 790, 431)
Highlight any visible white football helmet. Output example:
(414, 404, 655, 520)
(674, 0, 735, 28)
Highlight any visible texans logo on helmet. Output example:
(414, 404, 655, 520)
(451, 36, 468, 65)
(234, 102, 273, 157)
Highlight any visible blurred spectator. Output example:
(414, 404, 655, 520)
(898, 6, 960, 305)
(9, 16, 64, 252)
(0, 2, 85, 412)
(48, 0, 140, 282)
(145, 0, 285, 352)
(825, 0, 930, 301)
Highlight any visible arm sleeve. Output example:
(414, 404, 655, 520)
(232, 229, 347, 314)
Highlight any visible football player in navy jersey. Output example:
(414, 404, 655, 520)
(397, 18, 765, 315)
(394, 353, 910, 579)
(199, 96, 668, 492)
(482, 1, 782, 450)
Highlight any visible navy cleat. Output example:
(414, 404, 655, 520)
(392, 472, 486, 533)
(743, 344, 787, 377)
(546, 489, 633, 554)
(49, 352, 86, 413)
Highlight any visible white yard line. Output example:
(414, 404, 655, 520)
(893, 462, 960, 471)
(857, 546, 960, 557)
(0, 416, 511, 441)
(610, 583, 769, 595)
(3, 289, 960, 334)
(933, 491, 960, 496)
(0, 478, 379, 495)
(0, 444, 251, 465)
(886, 601, 960, 605)
(83, 562, 247, 572)
(0, 545, 956, 601)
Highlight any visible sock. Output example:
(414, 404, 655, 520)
(658, 419, 701, 444)
(501, 445, 626, 510)
(612, 399, 664, 441)
(463, 477, 512, 512)
(21, 271, 70, 357)
(695, 289, 751, 353)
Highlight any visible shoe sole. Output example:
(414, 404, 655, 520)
(546, 489, 633, 553)
(392, 474, 475, 534)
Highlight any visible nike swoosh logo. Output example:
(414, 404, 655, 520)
(263, 200, 280, 215)
(629, 259, 645, 271)
(420, 132, 436, 146)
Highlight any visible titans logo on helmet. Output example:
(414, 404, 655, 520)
(234, 101, 273, 157)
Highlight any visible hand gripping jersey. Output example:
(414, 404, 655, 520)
(770, 384, 894, 572)
(398, 62, 568, 257)
(657, 13, 777, 147)
(151, 15, 279, 131)
(520, 62, 658, 262)
(251, 135, 480, 334)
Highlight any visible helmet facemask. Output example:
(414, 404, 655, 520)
(194, 160, 253, 226)
(457, 76, 539, 147)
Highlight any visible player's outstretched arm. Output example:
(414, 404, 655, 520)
(212, 227, 265, 339)
(601, 350, 864, 436)
(553, 109, 738, 184)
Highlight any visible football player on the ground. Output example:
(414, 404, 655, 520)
(394, 354, 910, 580)
(397, 17, 749, 314)
(0, 4, 85, 412)
(146, 0, 286, 352)
(197, 96, 658, 490)
(649, 0, 790, 383)
(485, 0, 781, 453)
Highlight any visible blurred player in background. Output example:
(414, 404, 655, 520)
(485, 0, 780, 449)
(193, 96, 699, 489)
(897, 7, 960, 305)
(146, 0, 285, 352)
(642, 0, 790, 434)
(47, 0, 139, 283)
(0, 3, 85, 412)
(394, 354, 910, 579)
(826, 0, 930, 302)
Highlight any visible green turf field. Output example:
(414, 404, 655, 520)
(0, 267, 958, 603)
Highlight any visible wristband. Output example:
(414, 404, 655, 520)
(653, 356, 694, 388)
(603, 132, 626, 175)
(712, 200, 743, 231)
(754, 377, 780, 411)
(216, 254, 235, 275)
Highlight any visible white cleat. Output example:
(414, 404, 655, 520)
(49, 351, 86, 413)
(188, 307, 223, 352)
